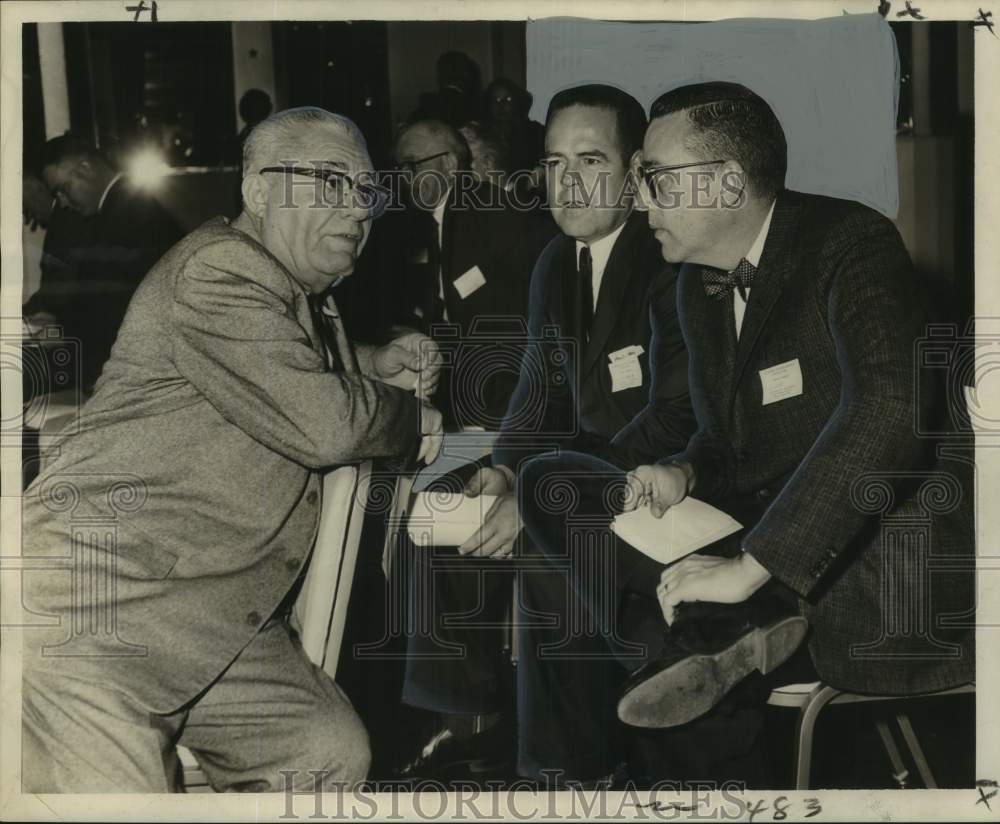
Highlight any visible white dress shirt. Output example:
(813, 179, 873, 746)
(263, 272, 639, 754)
(732, 200, 776, 338)
(575, 220, 627, 313)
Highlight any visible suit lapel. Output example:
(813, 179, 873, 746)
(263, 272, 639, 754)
(730, 192, 800, 399)
(581, 212, 644, 378)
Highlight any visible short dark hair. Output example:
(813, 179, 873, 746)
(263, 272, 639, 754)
(41, 133, 103, 170)
(545, 84, 647, 164)
(649, 82, 787, 200)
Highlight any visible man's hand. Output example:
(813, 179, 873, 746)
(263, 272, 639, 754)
(417, 401, 444, 465)
(622, 463, 689, 518)
(457, 492, 522, 559)
(656, 552, 772, 626)
(464, 466, 515, 498)
(372, 333, 442, 399)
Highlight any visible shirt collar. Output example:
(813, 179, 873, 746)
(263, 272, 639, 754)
(575, 219, 627, 277)
(98, 173, 124, 213)
(742, 199, 776, 269)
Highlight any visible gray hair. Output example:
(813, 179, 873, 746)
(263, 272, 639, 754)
(242, 106, 370, 176)
(395, 118, 472, 168)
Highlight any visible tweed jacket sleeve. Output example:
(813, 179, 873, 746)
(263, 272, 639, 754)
(655, 263, 736, 503)
(170, 236, 421, 469)
(741, 211, 924, 597)
(607, 267, 696, 468)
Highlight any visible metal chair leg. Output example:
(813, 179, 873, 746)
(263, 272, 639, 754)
(896, 712, 937, 788)
(874, 717, 909, 788)
(793, 685, 840, 789)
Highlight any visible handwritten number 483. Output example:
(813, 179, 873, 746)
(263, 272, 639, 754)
(746, 797, 822, 821)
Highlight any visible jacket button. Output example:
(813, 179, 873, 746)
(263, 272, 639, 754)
(756, 487, 771, 501)
(306, 490, 319, 506)
(286, 557, 301, 572)
(246, 610, 262, 626)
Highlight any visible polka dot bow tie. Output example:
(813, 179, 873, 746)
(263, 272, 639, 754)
(702, 258, 757, 299)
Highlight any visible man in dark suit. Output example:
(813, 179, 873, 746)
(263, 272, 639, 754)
(517, 82, 974, 784)
(387, 118, 558, 428)
(399, 86, 695, 778)
(21, 108, 444, 792)
(41, 134, 184, 389)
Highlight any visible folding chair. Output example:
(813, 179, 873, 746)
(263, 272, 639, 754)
(766, 680, 975, 789)
(179, 461, 372, 792)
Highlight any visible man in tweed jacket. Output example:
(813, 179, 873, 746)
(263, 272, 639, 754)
(619, 82, 974, 706)
(20, 108, 443, 793)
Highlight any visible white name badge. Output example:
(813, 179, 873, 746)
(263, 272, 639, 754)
(609, 345, 645, 393)
(453, 265, 487, 299)
(759, 359, 803, 405)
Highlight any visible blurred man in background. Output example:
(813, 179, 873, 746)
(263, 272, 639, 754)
(40, 133, 183, 389)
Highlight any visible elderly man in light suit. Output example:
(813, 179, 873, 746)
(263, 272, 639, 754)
(20, 107, 443, 793)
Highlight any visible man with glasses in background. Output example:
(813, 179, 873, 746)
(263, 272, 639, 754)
(21, 107, 444, 793)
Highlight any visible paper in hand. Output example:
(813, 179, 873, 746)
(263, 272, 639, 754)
(611, 497, 743, 565)
(407, 491, 498, 547)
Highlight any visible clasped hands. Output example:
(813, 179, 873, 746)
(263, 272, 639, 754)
(371, 332, 444, 464)
(621, 463, 771, 626)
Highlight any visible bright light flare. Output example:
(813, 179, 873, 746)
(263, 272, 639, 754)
(127, 148, 171, 189)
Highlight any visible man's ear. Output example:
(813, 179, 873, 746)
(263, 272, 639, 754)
(241, 174, 268, 218)
(627, 150, 643, 182)
(719, 160, 748, 210)
(628, 151, 649, 211)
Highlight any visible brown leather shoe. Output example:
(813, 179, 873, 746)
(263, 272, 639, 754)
(617, 599, 809, 729)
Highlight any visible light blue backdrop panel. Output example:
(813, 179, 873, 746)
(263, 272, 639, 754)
(527, 14, 900, 217)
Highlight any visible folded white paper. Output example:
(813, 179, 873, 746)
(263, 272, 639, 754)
(611, 498, 743, 566)
(407, 492, 498, 547)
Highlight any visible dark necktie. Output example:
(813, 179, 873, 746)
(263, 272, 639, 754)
(702, 258, 757, 301)
(420, 211, 445, 328)
(309, 294, 359, 374)
(578, 246, 594, 341)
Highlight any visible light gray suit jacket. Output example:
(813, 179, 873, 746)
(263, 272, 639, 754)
(21, 217, 420, 713)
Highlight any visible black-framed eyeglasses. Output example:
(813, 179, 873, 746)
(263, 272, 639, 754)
(258, 166, 390, 219)
(392, 150, 450, 175)
(637, 159, 726, 204)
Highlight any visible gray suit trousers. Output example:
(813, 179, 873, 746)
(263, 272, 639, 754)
(22, 619, 370, 793)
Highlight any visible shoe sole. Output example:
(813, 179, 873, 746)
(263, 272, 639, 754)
(617, 616, 809, 729)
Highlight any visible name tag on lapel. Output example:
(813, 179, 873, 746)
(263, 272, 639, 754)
(759, 359, 803, 405)
(453, 265, 487, 299)
(609, 345, 644, 392)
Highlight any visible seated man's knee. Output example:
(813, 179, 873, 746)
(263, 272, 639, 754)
(518, 452, 621, 539)
(289, 692, 371, 789)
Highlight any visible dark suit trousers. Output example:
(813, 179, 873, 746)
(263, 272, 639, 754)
(402, 542, 515, 715)
(515, 451, 812, 785)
